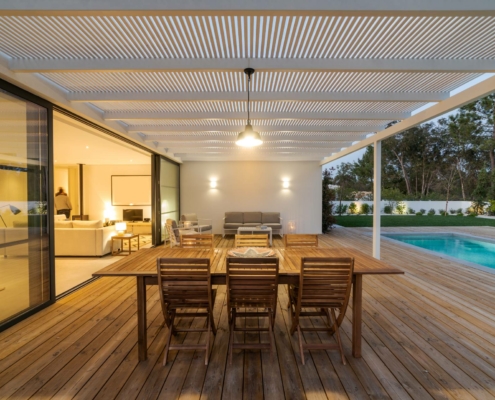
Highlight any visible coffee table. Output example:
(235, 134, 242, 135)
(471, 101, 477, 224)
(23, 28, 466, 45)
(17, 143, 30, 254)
(237, 226, 272, 245)
(111, 233, 140, 256)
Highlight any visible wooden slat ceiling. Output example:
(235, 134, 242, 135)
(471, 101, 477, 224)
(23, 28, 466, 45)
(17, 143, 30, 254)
(0, 10, 494, 161)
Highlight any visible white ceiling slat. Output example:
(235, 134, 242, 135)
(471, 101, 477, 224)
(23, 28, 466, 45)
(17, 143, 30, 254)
(1, 10, 494, 161)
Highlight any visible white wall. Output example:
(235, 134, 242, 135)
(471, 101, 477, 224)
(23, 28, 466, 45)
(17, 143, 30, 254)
(83, 164, 151, 221)
(180, 161, 322, 234)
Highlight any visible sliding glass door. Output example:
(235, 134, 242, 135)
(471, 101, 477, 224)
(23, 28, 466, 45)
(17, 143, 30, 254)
(0, 85, 53, 328)
(153, 157, 180, 244)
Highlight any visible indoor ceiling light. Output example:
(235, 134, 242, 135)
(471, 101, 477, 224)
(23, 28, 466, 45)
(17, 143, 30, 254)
(236, 68, 262, 147)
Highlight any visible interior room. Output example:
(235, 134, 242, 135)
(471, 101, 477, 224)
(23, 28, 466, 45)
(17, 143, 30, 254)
(53, 112, 153, 295)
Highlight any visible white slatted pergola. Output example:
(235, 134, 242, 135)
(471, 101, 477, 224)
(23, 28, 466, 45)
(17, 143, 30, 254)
(1, 0, 495, 256)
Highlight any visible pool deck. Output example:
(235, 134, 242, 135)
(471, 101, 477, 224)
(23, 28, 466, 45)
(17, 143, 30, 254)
(1, 226, 495, 399)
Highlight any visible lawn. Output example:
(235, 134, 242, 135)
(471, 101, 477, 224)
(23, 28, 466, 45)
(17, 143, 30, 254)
(335, 215, 495, 228)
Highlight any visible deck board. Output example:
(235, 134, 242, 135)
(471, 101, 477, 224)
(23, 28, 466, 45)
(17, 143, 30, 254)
(1, 227, 495, 399)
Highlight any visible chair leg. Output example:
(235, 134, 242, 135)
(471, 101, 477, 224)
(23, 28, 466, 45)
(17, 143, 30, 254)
(210, 310, 217, 335)
(205, 315, 211, 366)
(268, 309, 275, 361)
(297, 325, 305, 365)
(163, 313, 176, 366)
(228, 308, 235, 365)
(330, 308, 346, 365)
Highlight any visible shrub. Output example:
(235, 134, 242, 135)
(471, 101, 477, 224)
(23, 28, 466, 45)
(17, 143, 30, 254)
(419, 209, 426, 215)
(471, 200, 487, 215)
(415, 212, 423, 216)
(383, 205, 392, 214)
(449, 208, 457, 215)
(427, 208, 436, 216)
(439, 209, 447, 216)
(408, 208, 415, 214)
(456, 208, 463, 214)
(468, 212, 478, 217)
(457, 212, 464, 217)
(370, 204, 374, 213)
(336, 204, 347, 215)
(489, 200, 495, 216)
(360, 203, 370, 215)
(396, 202, 407, 215)
(348, 202, 358, 214)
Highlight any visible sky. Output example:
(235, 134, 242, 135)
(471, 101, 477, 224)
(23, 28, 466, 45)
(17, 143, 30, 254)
(322, 73, 495, 172)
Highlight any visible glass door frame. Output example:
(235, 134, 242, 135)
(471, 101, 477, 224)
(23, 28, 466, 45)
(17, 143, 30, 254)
(151, 155, 181, 246)
(0, 78, 55, 332)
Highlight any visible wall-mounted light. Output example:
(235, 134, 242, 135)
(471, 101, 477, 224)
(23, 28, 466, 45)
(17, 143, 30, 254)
(282, 179, 290, 189)
(210, 180, 217, 188)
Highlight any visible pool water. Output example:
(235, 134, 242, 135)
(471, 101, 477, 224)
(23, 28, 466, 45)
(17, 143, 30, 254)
(383, 234, 495, 270)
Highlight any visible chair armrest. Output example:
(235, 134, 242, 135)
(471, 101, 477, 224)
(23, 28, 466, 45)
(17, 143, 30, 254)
(197, 218, 212, 224)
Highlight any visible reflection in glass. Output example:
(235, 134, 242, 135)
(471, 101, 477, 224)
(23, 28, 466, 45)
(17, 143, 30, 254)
(0, 89, 51, 324)
(159, 159, 179, 243)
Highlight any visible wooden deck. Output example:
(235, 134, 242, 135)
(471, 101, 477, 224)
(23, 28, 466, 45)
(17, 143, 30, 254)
(1, 227, 495, 399)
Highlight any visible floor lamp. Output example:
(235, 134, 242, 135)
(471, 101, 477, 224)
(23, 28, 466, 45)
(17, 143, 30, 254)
(0, 205, 22, 291)
(0, 204, 22, 227)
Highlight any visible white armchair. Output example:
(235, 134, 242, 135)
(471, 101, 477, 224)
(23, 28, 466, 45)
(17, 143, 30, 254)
(180, 213, 212, 233)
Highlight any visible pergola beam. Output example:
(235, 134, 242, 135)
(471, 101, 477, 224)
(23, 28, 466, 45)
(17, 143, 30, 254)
(1, 0, 494, 15)
(129, 125, 383, 133)
(70, 92, 446, 103)
(106, 111, 408, 121)
(320, 74, 495, 165)
(11, 58, 495, 73)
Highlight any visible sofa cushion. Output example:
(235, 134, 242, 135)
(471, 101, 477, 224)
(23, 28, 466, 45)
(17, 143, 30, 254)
(181, 213, 198, 223)
(242, 223, 260, 227)
(73, 220, 103, 229)
(54, 214, 66, 221)
(224, 223, 243, 229)
(55, 221, 73, 228)
(243, 212, 261, 224)
(193, 224, 212, 232)
(264, 223, 282, 229)
(262, 212, 280, 224)
(225, 212, 243, 223)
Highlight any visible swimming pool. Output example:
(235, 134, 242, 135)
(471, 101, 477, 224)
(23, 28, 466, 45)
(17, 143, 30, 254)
(383, 233, 495, 271)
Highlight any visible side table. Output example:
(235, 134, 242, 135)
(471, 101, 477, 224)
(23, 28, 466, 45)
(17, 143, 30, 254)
(112, 234, 140, 256)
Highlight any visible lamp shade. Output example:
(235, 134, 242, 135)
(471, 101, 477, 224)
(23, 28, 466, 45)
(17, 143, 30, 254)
(236, 123, 263, 147)
(9, 205, 21, 215)
(115, 222, 127, 232)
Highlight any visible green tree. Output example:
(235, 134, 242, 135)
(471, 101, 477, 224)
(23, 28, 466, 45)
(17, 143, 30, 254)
(322, 169, 336, 233)
(473, 167, 490, 201)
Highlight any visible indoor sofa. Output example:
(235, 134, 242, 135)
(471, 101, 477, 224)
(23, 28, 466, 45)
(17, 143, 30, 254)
(223, 212, 283, 237)
(55, 220, 116, 256)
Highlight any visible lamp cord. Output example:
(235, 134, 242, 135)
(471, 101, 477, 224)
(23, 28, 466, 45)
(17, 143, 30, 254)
(247, 73, 251, 124)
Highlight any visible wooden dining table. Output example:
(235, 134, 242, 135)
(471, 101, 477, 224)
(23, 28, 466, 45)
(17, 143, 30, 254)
(93, 246, 403, 361)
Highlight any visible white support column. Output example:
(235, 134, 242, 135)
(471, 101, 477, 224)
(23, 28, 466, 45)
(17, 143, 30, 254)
(373, 140, 381, 259)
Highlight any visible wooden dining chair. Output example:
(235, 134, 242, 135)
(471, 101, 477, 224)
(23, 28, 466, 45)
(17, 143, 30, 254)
(288, 257, 354, 365)
(157, 257, 217, 366)
(284, 234, 318, 248)
(234, 234, 269, 248)
(226, 257, 279, 364)
(180, 234, 214, 248)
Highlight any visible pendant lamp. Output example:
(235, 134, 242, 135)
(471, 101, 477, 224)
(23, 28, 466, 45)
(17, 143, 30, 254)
(236, 68, 263, 147)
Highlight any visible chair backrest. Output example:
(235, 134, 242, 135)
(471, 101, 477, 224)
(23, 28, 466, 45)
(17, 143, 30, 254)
(226, 257, 279, 310)
(166, 218, 181, 242)
(165, 219, 179, 245)
(180, 234, 214, 248)
(234, 234, 269, 248)
(181, 213, 199, 226)
(157, 258, 212, 311)
(284, 234, 318, 248)
(298, 257, 354, 313)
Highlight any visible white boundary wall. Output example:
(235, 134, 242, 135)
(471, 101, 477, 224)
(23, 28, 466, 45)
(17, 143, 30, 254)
(337, 200, 473, 213)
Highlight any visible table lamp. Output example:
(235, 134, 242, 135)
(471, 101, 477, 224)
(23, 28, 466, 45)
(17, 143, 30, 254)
(115, 222, 127, 236)
(287, 220, 296, 234)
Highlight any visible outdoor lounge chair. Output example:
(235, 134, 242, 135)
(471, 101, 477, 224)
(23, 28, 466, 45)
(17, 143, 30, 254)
(284, 234, 318, 248)
(180, 233, 214, 248)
